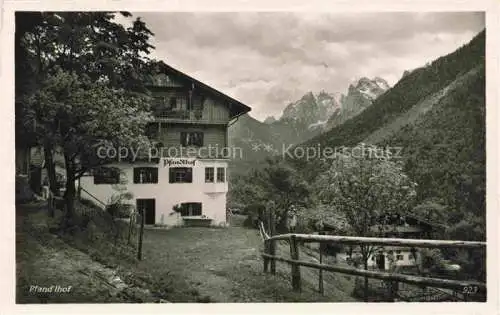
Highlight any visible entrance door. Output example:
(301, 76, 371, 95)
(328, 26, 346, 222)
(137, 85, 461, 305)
(136, 198, 156, 225)
(376, 253, 385, 270)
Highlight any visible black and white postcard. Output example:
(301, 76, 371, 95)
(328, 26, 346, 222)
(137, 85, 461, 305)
(1, 1, 499, 315)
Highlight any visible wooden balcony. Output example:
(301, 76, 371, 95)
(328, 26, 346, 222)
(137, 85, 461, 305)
(153, 109, 228, 125)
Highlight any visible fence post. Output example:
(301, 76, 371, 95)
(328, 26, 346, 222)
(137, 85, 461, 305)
(77, 178, 82, 199)
(270, 239, 276, 274)
(127, 212, 135, 245)
(137, 212, 145, 260)
(267, 207, 272, 236)
(290, 235, 301, 292)
(48, 192, 54, 217)
(269, 212, 276, 274)
(263, 239, 270, 273)
(389, 280, 399, 301)
(318, 232, 325, 295)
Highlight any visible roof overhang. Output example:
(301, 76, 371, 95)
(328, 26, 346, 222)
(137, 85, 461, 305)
(152, 62, 252, 119)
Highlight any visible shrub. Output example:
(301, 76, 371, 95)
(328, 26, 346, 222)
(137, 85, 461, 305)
(79, 198, 103, 211)
(242, 203, 265, 229)
(107, 203, 134, 219)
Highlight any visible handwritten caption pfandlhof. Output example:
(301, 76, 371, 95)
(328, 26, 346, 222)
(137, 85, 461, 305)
(28, 284, 73, 294)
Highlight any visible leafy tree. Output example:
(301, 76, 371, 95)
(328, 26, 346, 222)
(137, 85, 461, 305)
(411, 198, 449, 226)
(240, 158, 311, 233)
(295, 201, 350, 234)
(23, 68, 152, 222)
(315, 144, 417, 300)
(16, 12, 156, 223)
(228, 173, 267, 210)
(444, 214, 486, 282)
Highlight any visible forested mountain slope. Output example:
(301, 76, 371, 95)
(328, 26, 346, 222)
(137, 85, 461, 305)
(294, 30, 485, 240)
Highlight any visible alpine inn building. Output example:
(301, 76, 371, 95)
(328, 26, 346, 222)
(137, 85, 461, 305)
(79, 64, 251, 227)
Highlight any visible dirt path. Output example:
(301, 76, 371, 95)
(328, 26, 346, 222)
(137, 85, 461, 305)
(16, 203, 157, 303)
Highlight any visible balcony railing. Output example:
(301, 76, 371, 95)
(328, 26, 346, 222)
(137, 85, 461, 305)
(154, 109, 204, 121)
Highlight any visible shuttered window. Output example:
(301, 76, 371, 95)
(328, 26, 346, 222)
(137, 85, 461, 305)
(169, 167, 193, 183)
(133, 167, 158, 184)
(93, 167, 120, 185)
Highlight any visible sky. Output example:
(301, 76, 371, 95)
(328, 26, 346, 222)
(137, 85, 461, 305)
(124, 12, 485, 121)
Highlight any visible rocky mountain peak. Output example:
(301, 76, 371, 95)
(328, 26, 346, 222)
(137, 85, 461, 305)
(355, 77, 373, 88)
(349, 77, 389, 101)
(323, 76, 391, 131)
(271, 76, 390, 132)
(373, 77, 390, 90)
(280, 90, 341, 127)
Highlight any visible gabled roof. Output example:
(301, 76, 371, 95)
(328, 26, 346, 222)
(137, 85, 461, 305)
(148, 62, 252, 119)
(322, 212, 448, 232)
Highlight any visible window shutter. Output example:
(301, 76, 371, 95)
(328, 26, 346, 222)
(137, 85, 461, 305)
(199, 132, 204, 146)
(112, 168, 120, 184)
(153, 168, 158, 183)
(169, 168, 174, 183)
(200, 96, 205, 110)
(133, 168, 140, 184)
(180, 132, 187, 146)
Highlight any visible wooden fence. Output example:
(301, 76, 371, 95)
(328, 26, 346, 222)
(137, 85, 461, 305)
(258, 222, 486, 301)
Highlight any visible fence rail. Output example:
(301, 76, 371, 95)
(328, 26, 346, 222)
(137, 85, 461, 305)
(268, 233, 485, 249)
(258, 222, 486, 301)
